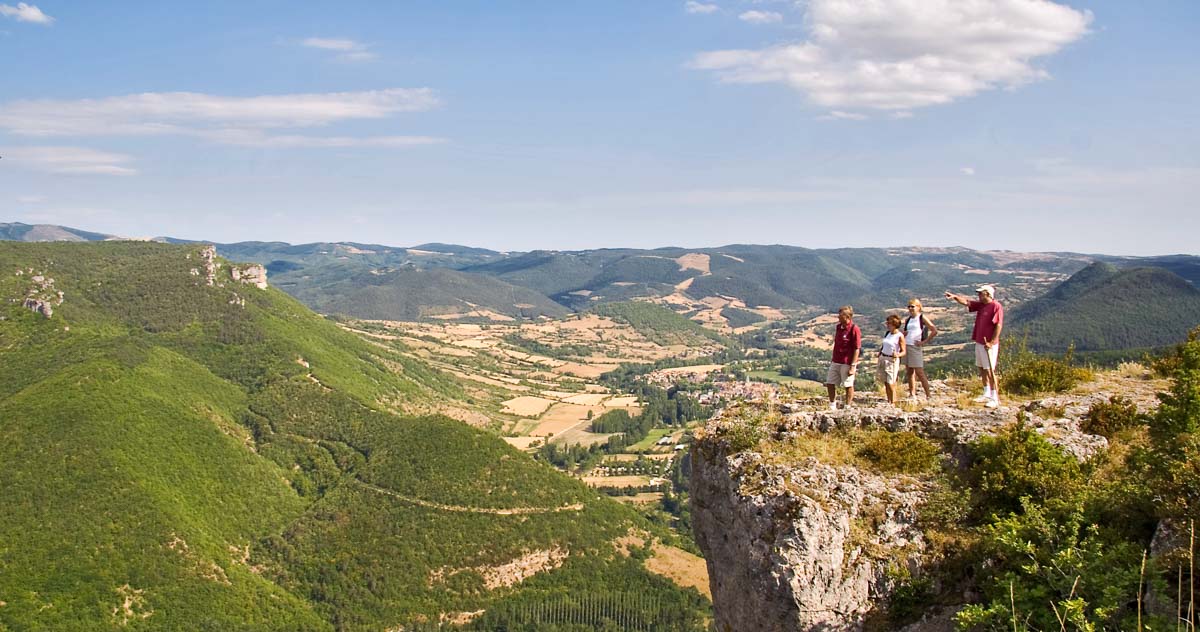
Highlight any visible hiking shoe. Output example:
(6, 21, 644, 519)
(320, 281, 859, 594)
(985, 398, 999, 409)
(829, 402, 838, 412)
(973, 394, 991, 403)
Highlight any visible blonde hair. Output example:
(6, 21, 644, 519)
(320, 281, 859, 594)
(838, 305, 854, 317)
(886, 314, 903, 328)
(908, 298, 922, 308)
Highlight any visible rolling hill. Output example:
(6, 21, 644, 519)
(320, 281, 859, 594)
(276, 262, 571, 321)
(0, 241, 709, 631)
(1008, 262, 1200, 353)
(0, 221, 116, 242)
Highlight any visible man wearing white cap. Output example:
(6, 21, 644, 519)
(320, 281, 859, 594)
(944, 284, 1004, 408)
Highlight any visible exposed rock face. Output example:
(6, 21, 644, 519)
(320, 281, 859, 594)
(693, 387, 1133, 632)
(23, 297, 54, 318)
(199, 245, 218, 286)
(231, 264, 268, 289)
(692, 444, 927, 632)
(17, 268, 64, 319)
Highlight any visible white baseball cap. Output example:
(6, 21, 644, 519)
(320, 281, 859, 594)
(975, 284, 996, 296)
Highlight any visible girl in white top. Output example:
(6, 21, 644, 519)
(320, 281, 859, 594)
(876, 314, 907, 405)
(903, 299, 938, 400)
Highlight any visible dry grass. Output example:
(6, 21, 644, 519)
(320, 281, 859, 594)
(501, 396, 555, 417)
(764, 431, 868, 469)
(645, 544, 712, 599)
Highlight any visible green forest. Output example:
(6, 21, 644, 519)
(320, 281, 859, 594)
(0, 242, 709, 631)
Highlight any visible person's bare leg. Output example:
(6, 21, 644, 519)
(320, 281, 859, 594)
(906, 368, 917, 397)
(885, 383, 895, 404)
(827, 383, 837, 404)
(985, 368, 998, 399)
(916, 368, 931, 398)
(845, 386, 855, 407)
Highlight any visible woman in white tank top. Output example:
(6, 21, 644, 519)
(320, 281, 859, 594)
(904, 299, 939, 400)
(876, 314, 907, 405)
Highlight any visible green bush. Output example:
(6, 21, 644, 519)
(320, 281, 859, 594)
(1001, 339, 1092, 395)
(1080, 395, 1142, 438)
(968, 418, 1082, 518)
(857, 431, 940, 475)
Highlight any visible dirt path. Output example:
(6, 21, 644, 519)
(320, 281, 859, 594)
(353, 478, 584, 515)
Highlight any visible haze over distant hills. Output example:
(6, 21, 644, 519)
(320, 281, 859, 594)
(3, 222, 1198, 347)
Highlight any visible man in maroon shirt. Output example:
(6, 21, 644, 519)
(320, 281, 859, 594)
(945, 284, 1004, 408)
(825, 305, 862, 410)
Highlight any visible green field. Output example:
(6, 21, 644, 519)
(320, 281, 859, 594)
(627, 428, 675, 452)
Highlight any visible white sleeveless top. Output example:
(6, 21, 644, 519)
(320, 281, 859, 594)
(904, 315, 924, 345)
(880, 331, 902, 357)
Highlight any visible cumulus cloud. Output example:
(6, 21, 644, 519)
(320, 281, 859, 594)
(1, 146, 137, 175)
(0, 3, 53, 24)
(302, 37, 377, 61)
(0, 89, 442, 147)
(739, 10, 782, 24)
(692, 0, 1091, 111)
(685, 1, 719, 14)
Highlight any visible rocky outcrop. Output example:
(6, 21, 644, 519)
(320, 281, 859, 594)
(17, 268, 64, 319)
(231, 264, 268, 289)
(189, 245, 221, 286)
(692, 443, 928, 632)
(692, 386, 1137, 632)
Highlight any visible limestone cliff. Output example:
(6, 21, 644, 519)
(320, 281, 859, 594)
(691, 377, 1164, 632)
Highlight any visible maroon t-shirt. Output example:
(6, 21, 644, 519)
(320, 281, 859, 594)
(831, 322, 862, 365)
(968, 300, 1004, 345)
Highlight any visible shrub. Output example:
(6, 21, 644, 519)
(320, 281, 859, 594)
(1080, 395, 1142, 438)
(968, 418, 1082, 518)
(1000, 338, 1092, 395)
(1001, 356, 1091, 394)
(857, 431, 940, 475)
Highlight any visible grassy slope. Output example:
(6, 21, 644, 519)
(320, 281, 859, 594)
(0, 242, 708, 631)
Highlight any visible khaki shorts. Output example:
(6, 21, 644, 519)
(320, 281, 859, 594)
(826, 362, 857, 388)
(876, 356, 901, 384)
(905, 344, 924, 368)
(975, 342, 999, 370)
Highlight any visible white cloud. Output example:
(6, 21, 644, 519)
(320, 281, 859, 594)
(818, 110, 867, 120)
(1, 146, 137, 175)
(301, 37, 377, 61)
(685, 1, 719, 14)
(17, 195, 47, 203)
(738, 10, 782, 24)
(961, 167, 976, 176)
(692, 0, 1091, 111)
(0, 3, 53, 24)
(208, 130, 447, 148)
(0, 89, 440, 140)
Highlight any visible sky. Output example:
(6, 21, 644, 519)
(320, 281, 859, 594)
(1, 1, 1197, 255)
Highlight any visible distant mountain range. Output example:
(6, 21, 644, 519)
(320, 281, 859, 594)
(4, 222, 1198, 339)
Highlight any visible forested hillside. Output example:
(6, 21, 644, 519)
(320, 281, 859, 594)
(0, 242, 709, 631)
(1009, 262, 1200, 353)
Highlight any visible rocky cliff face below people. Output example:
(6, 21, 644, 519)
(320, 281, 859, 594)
(690, 376, 1165, 632)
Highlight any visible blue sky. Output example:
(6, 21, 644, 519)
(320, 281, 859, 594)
(1, 1, 1197, 254)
